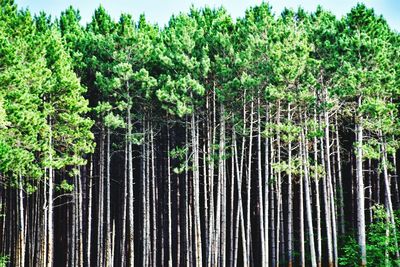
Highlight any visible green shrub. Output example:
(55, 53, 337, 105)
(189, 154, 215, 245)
(340, 205, 400, 266)
(0, 255, 9, 267)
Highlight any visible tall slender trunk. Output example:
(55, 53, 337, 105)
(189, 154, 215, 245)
(127, 104, 134, 267)
(232, 124, 248, 267)
(18, 175, 26, 267)
(287, 103, 293, 267)
(111, 220, 115, 267)
(264, 105, 270, 267)
(142, 122, 148, 266)
(356, 96, 366, 267)
(257, 97, 266, 267)
(301, 117, 317, 267)
(78, 168, 84, 267)
(120, 141, 127, 266)
(229, 128, 235, 267)
(323, 86, 337, 267)
(98, 123, 105, 267)
(335, 114, 345, 236)
(150, 124, 157, 267)
(207, 91, 215, 267)
(368, 159, 373, 224)
(233, 89, 249, 267)
(313, 136, 322, 267)
(202, 118, 209, 267)
(167, 124, 173, 267)
(173, 126, 181, 266)
(299, 154, 305, 267)
(34, 181, 41, 266)
(184, 121, 190, 267)
(47, 117, 53, 267)
(380, 132, 400, 260)
(275, 100, 282, 267)
(87, 157, 93, 267)
(41, 169, 48, 267)
(313, 114, 322, 267)
(246, 99, 254, 267)
(319, 111, 333, 267)
(105, 127, 112, 266)
(191, 110, 202, 266)
(213, 109, 222, 267)
(145, 120, 151, 266)
(219, 104, 227, 267)
(270, 132, 276, 267)
(71, 174, 76, 267)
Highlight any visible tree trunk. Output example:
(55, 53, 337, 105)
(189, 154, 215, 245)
(207, 91, 214, 267)
(257, 97, 266, 267)
(264, 105, 270, 267)
(150, 124, 157, 267)
(87, 157, 93, 267)
(270, 133, 276, 267)
(301, 119, 317, 267)
(167, 123, 173, 267)
(219, 104, 227, 267)
(105, 127, 112, 266)
(18, 175, 26, 267)
(230, 128, 235, 267)
(232, 124, 248, 267)
(313, 107, 322, 267)
(78, 168, 84, 267)
(191, 110, 202, 266)
(299, 158, 305, 267)
(47, 117, 53, 267)
(356, 96, 367, 267)
(127, 105, 134, 267)
(335, 114, 345, 236)
(41, 169, 48, 267)
(98, 123, 105, 267)
(246, 99, 254, 267)
(275, 100, 282, 267)
(319, 112, 333, 267)
(380, 132, 400, 260)
(287, 103, 293, 267)
(323, 86, 337, 267)
(184, 121, 190, 267)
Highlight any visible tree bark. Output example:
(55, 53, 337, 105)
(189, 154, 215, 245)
(127, 105, 134, 267)
(105, 126, 112, 266)
(257, 96, 266, 267)
(287, 103, 293, 267)
(47, 118, 53, 267)
(301, 119, 317, 267)
(191, 111, 202, 267)
(356, 96, 367, 267)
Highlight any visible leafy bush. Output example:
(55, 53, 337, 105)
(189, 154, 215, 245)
(0, 255, 8, 267)
(340, 205, 400, 266)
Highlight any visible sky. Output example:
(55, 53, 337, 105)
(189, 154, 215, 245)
(15, 0, 400, 31)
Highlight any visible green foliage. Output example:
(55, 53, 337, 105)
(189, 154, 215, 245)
(0, 255, 9, 267)
(128, 133, 144, 145)
(0, 97, 9, 128)
(339, 236, 360, 267)
(173, 164, 186, 175)
(340, 205, 400, 266)
(0, 1, 93, 189)
(57, 179, 74, 192)
(104, 112, 125, 129)
(169, 146, 188, 161)
(1, 1, 400, 264)
(362, 139, 381, 160)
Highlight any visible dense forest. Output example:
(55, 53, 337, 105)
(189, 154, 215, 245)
(0, 0, 400, 266)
